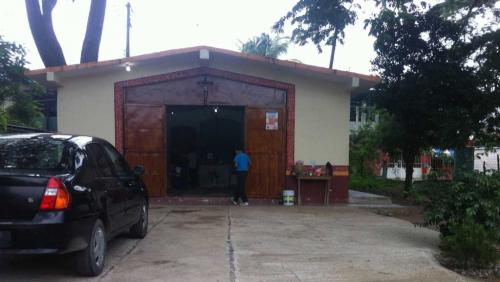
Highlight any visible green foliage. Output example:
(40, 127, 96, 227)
(349, 174, 403, 195)
(441, 219, 498, 268)
(412, 172, 500, 235)
(368, 1, 500, 148)
(239, 33, 289, 58)
(273, 0, 359, 64)
(350, 111, 405, 176)
(366, 0, 499, 190)
(0, 35, 44, 130)
(7, 83, 44, 128)
(350, 125, 380, 176)
(0, 108, 6, 132)
(412, 172, 500, 267)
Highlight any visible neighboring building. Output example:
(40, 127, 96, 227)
(349, 92, 378, 132)
(26, 46, 377, 203)
(474, 147, 500, 173)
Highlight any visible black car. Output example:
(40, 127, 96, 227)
(0, 133, 149, 276)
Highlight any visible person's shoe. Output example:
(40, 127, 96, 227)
(240, 202, 249, 206)
(230, 199, 239, 205)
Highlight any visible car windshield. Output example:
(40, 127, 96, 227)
(0, 135, 72, 171)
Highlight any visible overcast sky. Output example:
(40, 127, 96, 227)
(0, 0, 377, 74)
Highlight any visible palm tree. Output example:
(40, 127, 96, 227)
(239, 33, 289, 59)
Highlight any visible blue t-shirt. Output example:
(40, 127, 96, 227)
(234, 153, 250, 171)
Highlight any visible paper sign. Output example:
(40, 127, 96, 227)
(265, 112, 279, 130)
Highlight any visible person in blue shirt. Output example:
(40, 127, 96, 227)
(232, 149, 251, 206)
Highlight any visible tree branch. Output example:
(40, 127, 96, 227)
(25, 0, 66, 67)
(80, 0, 107, 63)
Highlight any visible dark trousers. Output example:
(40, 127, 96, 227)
(189, 168, 198, 186)
(233, 171, 248, 203)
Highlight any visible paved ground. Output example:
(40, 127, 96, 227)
(0, 205, 469, 281)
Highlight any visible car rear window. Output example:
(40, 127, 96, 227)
(0, 136, 72, 171)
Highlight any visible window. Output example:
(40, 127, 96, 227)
(102, 143, 130, 177)
(85, 143, 113, 177)
(0, 136, 72, 171)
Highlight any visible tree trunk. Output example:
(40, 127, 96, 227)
(80, 0, 107, 63)
(25, 0, 66, 67)
(328, 31, 339, 69)
(454, 146, 474, 179)
(402, 150, 416, 191)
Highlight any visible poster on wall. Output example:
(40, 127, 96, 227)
(265, 112, 279, 130)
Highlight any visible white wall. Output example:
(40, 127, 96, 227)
(57, 56, 199, 143)
(56, 55, 352, 166)
(382, 167, 423, 180)
(474, 147, 499, 173)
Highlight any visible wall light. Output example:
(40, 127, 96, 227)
(125, 63, 131, 72)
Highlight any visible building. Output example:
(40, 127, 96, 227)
(26, 46, 377, 203)
(474, 147, 500, 174)
(349, 92, 378, 132)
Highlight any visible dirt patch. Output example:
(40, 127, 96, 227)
(371, 205, 427, 226)
(436, 254, 500, 281)
(170, 209, 200, 214)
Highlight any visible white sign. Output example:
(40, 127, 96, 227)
(266, 112, 279, 130)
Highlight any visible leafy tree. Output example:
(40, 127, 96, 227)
(25, 0, 107, 67)
(350, 110, 405, 176)
(273, 0, 359, 69)
(350, 125, 380, 176)
(239, 33, 289, 58)
(367, 0, 500, 190)
(0, 36, 43, 131)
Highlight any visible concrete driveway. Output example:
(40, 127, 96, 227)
(0, 205, 468, 282)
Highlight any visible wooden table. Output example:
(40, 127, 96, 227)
(296, 176, 332, 206)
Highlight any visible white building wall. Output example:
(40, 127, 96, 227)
(474, 147, 499, 173)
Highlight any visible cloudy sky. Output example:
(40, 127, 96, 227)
(0, 0, 377, 74)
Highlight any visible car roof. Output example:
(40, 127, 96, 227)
(0, 133, 109, 148)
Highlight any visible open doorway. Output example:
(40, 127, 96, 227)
(167, 105, 244, 196)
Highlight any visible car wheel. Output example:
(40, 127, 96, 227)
(75, 219, 106, 276)
(129, 200, 148, 239)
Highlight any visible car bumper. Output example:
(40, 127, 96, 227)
(0, 211, 94, 255)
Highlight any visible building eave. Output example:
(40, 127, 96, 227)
(25, 46, 379, 90)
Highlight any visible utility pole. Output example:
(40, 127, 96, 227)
(126, 2, 131, 57)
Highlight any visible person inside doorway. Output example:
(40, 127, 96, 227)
(232, 149, 251, 206)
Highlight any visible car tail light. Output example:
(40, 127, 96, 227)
(40, 177, 71, 211)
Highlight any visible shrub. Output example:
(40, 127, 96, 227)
(441, 219, 498, 268)
(412, 171, 500, 267)
(349, 175, 401, 192)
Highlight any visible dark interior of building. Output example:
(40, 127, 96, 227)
(167, 106, 244, 196)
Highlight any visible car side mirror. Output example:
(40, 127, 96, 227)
(133, 165, 145, 177)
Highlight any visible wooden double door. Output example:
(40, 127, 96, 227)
(123, 105, 285, 198)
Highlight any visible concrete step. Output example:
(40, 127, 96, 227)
(348, 190, 393, 205)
